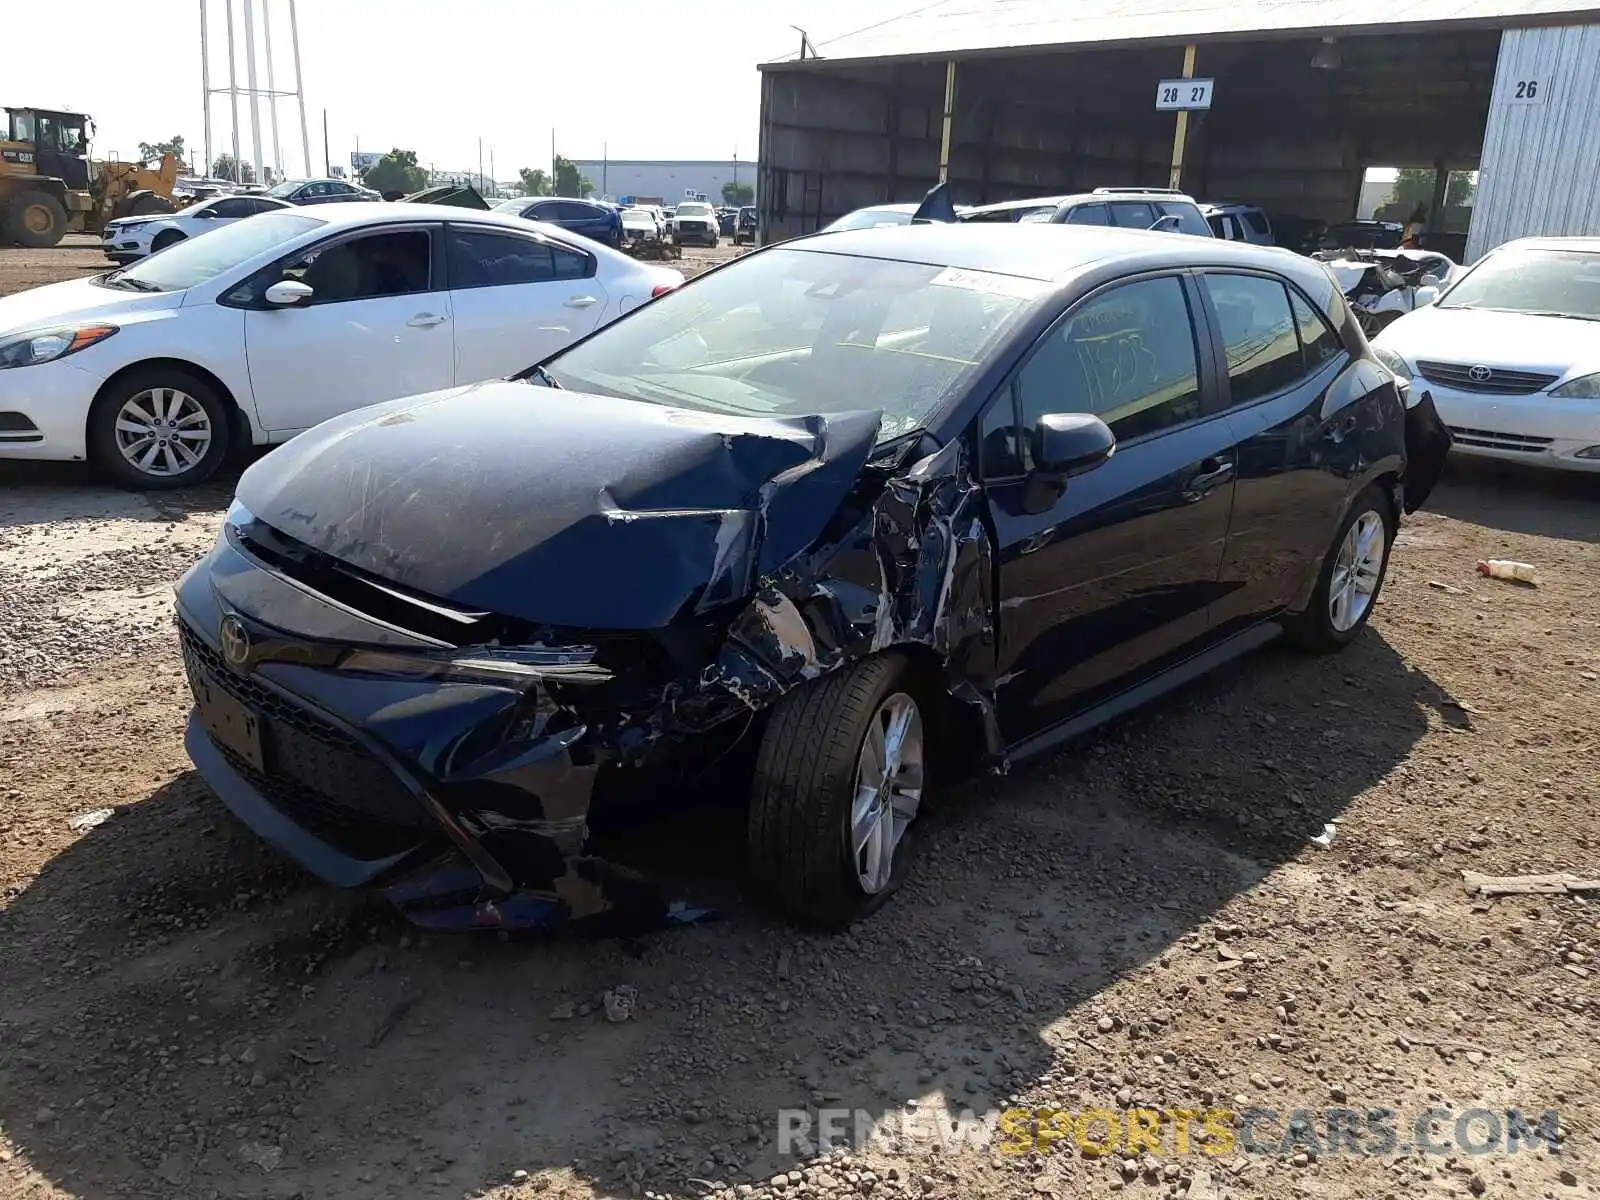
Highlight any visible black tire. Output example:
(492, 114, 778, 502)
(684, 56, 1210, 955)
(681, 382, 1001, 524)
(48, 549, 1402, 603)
(1284, 484, 1396, 653)
(87, 367, 233, 491)
(5, 190, 68, 249)
(118, 190, 175, 219)
(150, 229, 186, 254)
(748, 653, 927, 929)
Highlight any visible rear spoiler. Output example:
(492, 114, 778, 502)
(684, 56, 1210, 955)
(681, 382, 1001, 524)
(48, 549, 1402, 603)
(911, 182, 959, 224)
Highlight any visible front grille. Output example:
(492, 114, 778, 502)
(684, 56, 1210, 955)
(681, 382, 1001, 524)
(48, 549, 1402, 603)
(179, 619, 437, 859)
(1447, 425, 1555, 453)
(1417, 360, 1560, 395)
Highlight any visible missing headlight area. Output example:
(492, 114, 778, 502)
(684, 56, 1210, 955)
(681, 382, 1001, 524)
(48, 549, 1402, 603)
(175, 384, 999, 934)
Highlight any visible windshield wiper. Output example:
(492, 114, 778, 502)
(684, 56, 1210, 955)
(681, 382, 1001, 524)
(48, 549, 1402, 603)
(526, 364, 562, 389)
(1518, 310, 1600, 322)
(101, 274, 163, 292)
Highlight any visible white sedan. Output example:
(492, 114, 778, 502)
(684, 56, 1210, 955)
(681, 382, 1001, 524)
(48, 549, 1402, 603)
(0, 203, 684, 488)
(101, 194, 295, 264)
(1374, 236, 1600, 472)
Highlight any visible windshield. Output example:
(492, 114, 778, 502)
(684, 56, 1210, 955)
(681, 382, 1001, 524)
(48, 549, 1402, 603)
(543, 248, 1042, 441)
(100, 212, 321, 292)
(678, 203, 712, 217)
(264, 179, 305, 198)
(825, 208, 913, 232)
(1438, 247, 1600, 320)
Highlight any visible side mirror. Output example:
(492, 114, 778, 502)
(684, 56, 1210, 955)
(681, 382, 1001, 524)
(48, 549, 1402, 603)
(1419, 273, 1441, 287)
(1032, 413, 1116, 476)
(264, 279, 314, 307)
(1414, 285, 1441, 308)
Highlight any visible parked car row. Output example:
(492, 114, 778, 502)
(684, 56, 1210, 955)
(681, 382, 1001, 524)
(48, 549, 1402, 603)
(156, 218, 1451, 934)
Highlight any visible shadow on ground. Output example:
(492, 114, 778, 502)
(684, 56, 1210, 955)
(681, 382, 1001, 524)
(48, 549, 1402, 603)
(0, 623, 1457, 1200)
(1426, 457, 1600, 544)
(0, 461, 241, 531)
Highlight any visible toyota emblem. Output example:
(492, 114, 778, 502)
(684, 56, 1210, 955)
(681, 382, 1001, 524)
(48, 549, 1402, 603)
(219, 614, 252, 670)
(1467, 365, 1494, 383)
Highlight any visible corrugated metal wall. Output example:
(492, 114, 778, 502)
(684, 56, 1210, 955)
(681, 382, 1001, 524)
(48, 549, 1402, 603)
(1469, 24, 1600, 259)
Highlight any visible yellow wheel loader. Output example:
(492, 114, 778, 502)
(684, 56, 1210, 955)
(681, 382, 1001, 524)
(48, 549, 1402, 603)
(0, 107, 178, 248)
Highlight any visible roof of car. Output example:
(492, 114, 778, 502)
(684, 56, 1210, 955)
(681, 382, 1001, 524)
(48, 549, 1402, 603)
(793, 221, 1328, 288)
(965, 190, 1200, 215)
(285, 202, 605, 234)
(1199, 202, 1264, 215)
(1499, 236, 1600, 253)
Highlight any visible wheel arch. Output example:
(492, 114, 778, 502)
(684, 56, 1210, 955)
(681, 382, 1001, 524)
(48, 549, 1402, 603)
(90, 357, 256, 452)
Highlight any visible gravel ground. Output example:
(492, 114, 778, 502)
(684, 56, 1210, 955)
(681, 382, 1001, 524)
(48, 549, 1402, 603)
(1, 243, 1597, 1200)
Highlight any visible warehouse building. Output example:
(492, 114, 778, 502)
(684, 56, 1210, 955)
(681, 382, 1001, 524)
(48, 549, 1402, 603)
(567, 159, 755, 206)
(755, 0, 1600, 260)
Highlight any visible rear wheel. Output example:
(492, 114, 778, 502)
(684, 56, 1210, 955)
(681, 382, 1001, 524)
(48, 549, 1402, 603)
(87, 368, 233, 490)
(5, 190, 67, 248)
(1285, 484, 1396, 652)
(748, 654, 927, 928)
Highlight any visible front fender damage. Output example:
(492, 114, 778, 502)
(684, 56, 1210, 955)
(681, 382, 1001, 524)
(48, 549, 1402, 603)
(383, 436, 999, 933)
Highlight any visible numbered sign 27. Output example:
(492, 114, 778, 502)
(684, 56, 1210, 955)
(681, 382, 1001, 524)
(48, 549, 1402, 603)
(1155, 78, 1215, 111)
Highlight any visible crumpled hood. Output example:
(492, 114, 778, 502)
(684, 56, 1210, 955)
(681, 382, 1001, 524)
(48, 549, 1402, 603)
(1380, 305, 1600, 377)
(0, 275, 182, 336)
(235, 381, 883, 631)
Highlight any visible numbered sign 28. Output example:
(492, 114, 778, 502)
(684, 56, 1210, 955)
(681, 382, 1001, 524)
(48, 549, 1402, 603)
(1155, 78, 1215, 111)
(1507, 76, 1547, 105)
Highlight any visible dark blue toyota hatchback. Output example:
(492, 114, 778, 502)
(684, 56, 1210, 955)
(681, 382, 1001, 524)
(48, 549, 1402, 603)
(175, 224, 1451, 933)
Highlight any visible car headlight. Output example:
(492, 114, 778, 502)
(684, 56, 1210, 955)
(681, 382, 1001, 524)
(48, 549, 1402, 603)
(1372, 346, 1412, 381)
(1550, 371, 1600, 399)
(0, 324, 119, 370)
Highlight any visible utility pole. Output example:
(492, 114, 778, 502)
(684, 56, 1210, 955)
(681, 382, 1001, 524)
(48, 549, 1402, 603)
(478, 137, 484, 193)
(262, 0, 283, 179)
(224, 0, 241, 179)
(200, 0, 213, 177)
(489, 146, 495, 195)
(288, 0, 311, 177)
(241, 0, 266, 186)
(602, 141, 607, 195)
(321, 108, 329, 176)
(551, 129, 557, 196)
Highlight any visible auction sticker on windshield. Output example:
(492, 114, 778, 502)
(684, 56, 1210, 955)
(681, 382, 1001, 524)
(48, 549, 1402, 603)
(929, 266, 1047, 300)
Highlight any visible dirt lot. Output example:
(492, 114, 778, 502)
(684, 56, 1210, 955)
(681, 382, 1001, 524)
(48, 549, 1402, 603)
(1, 243, 1597, 1200)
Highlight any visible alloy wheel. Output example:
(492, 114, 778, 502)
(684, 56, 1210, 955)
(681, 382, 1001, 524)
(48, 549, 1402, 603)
(849, 691, 925, 894)
(1329, 510, 1386, 632)
(114, 388, 213, 478)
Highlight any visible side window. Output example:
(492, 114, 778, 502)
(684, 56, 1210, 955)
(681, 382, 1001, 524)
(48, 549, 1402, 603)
(526, 202, 556, 221)
(1109, 202, 1157, 229)
(252, 198, 287, 215)
(550, 243, 592, 280)
(448, 229, 558, 288)
(284, 229, 433, 302)
(1017, 276, 1202, 445)
(979, 386, 1024, 478)
(1290, 289, 1343, 370)
(1160, 202, 1213, 237)
(211, 198, 253, 218)
(1207, 214, 1226, 238)
(1201, 274, 1304, 406)
(1065, 204, 1110, 226)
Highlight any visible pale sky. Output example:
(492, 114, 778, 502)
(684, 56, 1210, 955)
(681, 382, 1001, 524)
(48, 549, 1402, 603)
(13, 0, 913, 181)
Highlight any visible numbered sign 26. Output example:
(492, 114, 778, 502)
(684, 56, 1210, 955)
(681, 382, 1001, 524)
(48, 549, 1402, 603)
(1507, 76, 1547, 105)
(1155, 78, 1215, 111)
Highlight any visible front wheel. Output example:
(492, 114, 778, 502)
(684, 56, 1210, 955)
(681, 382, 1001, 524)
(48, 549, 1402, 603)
(1285, 484, 1396, 652)
(150, 229, 186, 254)
(748, 654, 927, 928)
(87, 368, 233, 490)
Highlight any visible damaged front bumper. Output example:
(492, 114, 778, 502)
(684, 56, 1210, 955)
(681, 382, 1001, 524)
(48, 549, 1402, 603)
(175, 540, 698, 933)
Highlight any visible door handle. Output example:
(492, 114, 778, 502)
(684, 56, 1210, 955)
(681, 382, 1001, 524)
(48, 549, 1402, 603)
(407, 313, 448, 328)
(1188, 457, 1235, 492)
(563, 295, 599, 309)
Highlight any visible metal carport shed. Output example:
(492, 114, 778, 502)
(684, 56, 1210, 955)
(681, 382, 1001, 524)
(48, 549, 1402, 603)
(756, 0, 1600, 260)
